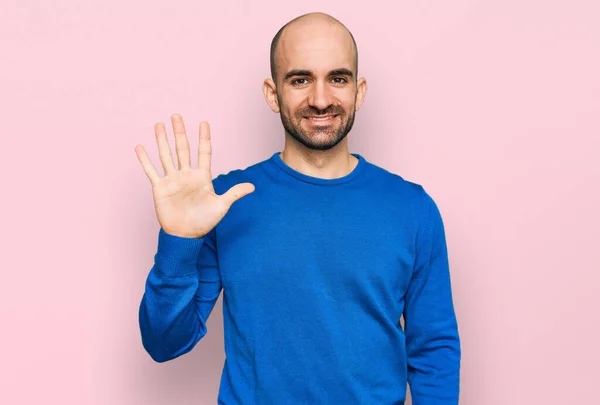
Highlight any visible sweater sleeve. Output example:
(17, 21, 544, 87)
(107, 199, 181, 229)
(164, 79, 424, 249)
(138, 226, 222, 363)
(403, 188, 461, 404)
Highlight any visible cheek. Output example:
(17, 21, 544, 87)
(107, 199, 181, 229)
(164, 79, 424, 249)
(283, 106, 300, 120)
(279, 96, 302, 117)
(341, 93, 357, 109)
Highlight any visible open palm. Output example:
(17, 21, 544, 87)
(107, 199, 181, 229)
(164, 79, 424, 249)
(135, 114, 255, 238)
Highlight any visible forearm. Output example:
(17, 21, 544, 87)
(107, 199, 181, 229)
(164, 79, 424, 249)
(138, 228, 220, 362)
(406, 316, 461, 404)
(139, 268, 207, 362)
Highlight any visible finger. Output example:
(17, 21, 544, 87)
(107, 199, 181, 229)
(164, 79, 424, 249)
(198, 121, 212, 173)
(171, 113, 191, 170)
(135, 144, 160, 186)
(221, 182, 255, 208)
(154, 122, 176, 175)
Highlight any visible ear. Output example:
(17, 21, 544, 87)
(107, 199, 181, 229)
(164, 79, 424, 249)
(354, 77, 367, 111)
(262, 78, 280, 113)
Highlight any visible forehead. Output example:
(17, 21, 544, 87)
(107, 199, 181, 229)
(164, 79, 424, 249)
(277, 23, 355, 74)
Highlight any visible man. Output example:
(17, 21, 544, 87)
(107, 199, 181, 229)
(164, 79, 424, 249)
(135, 12, 461, 405)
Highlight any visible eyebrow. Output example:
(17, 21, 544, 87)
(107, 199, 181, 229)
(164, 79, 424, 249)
(282, 68, 354, 81)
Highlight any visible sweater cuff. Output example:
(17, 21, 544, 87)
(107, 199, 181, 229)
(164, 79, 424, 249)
(154, 227, 205, 277)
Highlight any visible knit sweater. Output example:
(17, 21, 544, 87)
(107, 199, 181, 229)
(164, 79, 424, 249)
(139, 151, 461, 404)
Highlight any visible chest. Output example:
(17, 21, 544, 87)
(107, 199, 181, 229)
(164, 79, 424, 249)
(215, 193, 417, 302)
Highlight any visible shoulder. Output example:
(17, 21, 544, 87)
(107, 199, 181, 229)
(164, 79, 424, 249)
(210, 155, 271, 195)
(364, 159, 445, 230)
(365, 159, 430, 206)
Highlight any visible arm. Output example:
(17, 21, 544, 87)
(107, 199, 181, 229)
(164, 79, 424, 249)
(138, 226, 222, 363)
(403, 189, 461, 404)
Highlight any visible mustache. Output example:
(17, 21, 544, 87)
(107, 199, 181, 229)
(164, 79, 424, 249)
(297, 106, 344, 117)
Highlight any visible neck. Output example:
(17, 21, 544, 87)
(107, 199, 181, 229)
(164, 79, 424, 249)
(280, 137, 358, 179)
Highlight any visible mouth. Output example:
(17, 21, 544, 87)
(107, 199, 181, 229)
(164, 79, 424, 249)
(304, 114, 338, 124)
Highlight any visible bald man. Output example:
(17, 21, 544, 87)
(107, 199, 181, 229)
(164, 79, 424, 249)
(137, 12, 461, 405)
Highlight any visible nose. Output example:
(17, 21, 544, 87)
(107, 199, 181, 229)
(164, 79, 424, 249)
(307, 80, 333, 111)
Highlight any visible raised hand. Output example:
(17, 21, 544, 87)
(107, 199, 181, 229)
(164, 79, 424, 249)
(135, 114, 255, 238)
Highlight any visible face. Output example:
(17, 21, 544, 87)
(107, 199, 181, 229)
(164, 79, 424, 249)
(264, 21, 367, 151)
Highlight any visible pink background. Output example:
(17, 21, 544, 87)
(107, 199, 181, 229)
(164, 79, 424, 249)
(1, 1, 599, 404)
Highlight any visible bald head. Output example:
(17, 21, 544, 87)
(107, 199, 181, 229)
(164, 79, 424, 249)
(269, 12, 358, 83)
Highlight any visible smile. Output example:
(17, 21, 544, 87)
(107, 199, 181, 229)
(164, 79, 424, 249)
(304, 115, 338, 123)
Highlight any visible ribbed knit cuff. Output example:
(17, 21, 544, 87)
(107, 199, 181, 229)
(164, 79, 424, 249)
(154, 227, 206, 277)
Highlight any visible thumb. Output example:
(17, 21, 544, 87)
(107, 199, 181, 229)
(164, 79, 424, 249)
(221, 182, 255, 208)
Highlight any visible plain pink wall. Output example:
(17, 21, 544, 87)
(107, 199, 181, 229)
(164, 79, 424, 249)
(1, 0, 598, 404)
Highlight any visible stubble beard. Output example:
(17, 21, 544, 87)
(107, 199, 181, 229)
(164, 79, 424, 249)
(278, 97, 357, 151)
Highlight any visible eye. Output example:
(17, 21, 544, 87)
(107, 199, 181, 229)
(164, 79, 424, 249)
(291, 78, 309, 85)
(332, 77, 348, 84)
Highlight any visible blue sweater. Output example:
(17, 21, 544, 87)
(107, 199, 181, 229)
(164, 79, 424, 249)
(139, 151, 461, 404)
